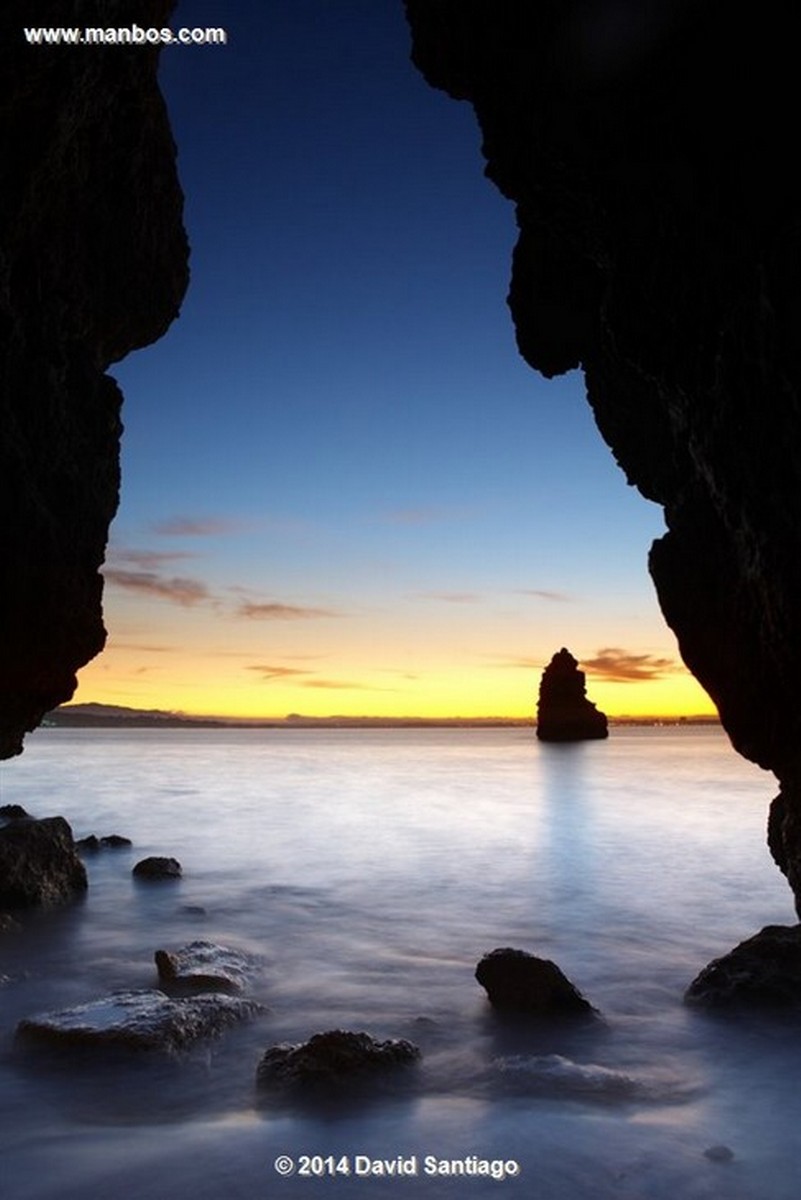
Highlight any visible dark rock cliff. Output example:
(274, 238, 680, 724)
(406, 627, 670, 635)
(536, 648, 608, 742)
(0, 1, 189, 758)
(405, 3, 801, 909)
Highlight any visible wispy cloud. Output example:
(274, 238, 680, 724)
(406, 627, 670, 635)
(301, 679, 395, 691)
(497, 656, 547, 670)
(109, 548, 199, 569)
(151, 516, 242, 537)
(103, 569, 210, 607)
(416, 591, 481, 604)
(247, 664, 314, 682)
(581, 648, 680, 683)
(239, 602, 340, 620)
(515, 588, 572, 603)
(107, 641, 175, 653)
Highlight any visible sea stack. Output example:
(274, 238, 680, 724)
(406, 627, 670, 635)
(536, 649, 608, 742)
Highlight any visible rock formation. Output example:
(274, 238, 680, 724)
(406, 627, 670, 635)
(404, 4, 801, 913)
(0, 1, 189, 758)
(155, 940, 256, 995)
(536, 648, 608, 742)
(0, 814, 87, 910)
(475, 947, 595, 1016)
(685, 926, 801, 1009)
(17, 989, 264, 1051)
(132, 855, 182, 880)
(256, 1029, 421, 1090)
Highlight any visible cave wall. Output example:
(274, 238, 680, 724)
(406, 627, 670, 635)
(404, 2, 801, 906)
(0, 1, 189, 757)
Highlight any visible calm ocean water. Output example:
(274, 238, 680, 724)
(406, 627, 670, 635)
(1, 725, 798, 1199)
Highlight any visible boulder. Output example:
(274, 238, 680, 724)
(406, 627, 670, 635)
(256, 1030, 420, 1088)
(77, 833, 132, 853)
(685, 925, 801, 1009)
(536, 649, 608, 742)
(17, 989, 264, 1051)
(132, 856, 181, 881)
(0, 815, 87, 909)
(0, 805, 31, 820)
(155, 940, 254, 994)
(476, 947, 595, 1016)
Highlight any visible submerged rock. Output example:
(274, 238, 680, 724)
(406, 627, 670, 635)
(0, 816, 87, 909)
(256, 1030, 420, 1089)
(17, 989, 264, 1051)
(155, 940, 254, 994)
(686, 925, 801, 1009)
(536, 649, 608, 742)
(476, 947, 595, 1016)
(78, 833, 132, 853)
(133, 856, 181, 881)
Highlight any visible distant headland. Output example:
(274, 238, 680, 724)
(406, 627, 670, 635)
(43, 702, 719, 731)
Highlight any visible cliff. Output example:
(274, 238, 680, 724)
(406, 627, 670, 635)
(536, 648, 608, 742)
(0, 2, 189, 757)
(404, 3, 801, 909)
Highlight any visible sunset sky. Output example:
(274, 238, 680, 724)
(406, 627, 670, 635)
(76, 0, 716, 722)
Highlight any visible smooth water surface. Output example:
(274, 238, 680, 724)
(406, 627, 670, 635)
(1, 726, 798, 1199)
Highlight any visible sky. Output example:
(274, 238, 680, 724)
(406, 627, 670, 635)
(76, 0, 717, 722)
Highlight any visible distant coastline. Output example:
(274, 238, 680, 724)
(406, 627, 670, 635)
(44, 703, 721, 730)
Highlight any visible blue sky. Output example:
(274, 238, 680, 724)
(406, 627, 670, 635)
(82, 0, 714, 719)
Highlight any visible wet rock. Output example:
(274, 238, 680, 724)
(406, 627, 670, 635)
(536, 648, 608, 742)
(155, 940, 254, 994)
(704, 1145, 735, 1163)
(78, 833, 132, 853)
(0, 816, 87, 909)
(17, 989, 264, 1051)
(133, 856, 181, 881)
(476, 948, 595, 1016)
(0, 805, 31, 820)
(256, 1030, 420, 1088)
(686, 925, 801, 1009)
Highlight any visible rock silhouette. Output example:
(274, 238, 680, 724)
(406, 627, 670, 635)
(476, 947, 595, 1016)
(536, 649, 608, 742)
(404, 5, 801, 918)
(0, 1, 188, 757)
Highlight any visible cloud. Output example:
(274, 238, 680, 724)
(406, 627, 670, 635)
(581, 648, 680, 683)
(238, 602, 340, 620)
(515, 588, 572, 603)
(247, 664, 313, 682)
(109, 548, 199, 569)
(498, 656, 547, 670)
(301, 679, 395, 691)
(416, 591, 481, 604)
(151, 516, 242, 537)
(107, 641, 175, 653)
(103, 569, 210, 607)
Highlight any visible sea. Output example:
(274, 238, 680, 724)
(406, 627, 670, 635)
(1, 724, 799, 1200)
